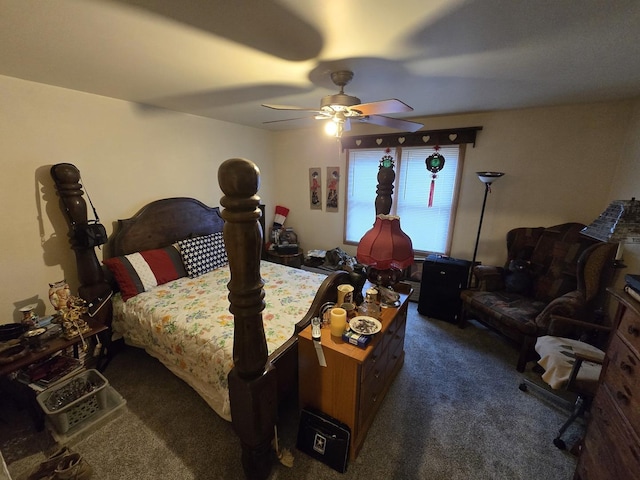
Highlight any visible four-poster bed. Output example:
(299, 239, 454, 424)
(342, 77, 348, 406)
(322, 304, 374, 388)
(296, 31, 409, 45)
(51, 159, 351, 479)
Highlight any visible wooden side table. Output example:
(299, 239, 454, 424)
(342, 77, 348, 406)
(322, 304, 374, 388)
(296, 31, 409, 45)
(0, 318, 109, 431)
(267, 248, 303, 268)
(298, 283, 412, 459)
(0, 318, 108, 377)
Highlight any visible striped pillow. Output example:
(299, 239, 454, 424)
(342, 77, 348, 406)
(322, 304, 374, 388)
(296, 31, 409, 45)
(103, 245, 187, 301)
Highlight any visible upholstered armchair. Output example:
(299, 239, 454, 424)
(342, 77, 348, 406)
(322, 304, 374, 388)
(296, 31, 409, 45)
(459, 223, 616, 371)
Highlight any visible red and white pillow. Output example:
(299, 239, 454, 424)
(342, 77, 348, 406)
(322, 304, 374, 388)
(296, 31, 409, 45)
(103, 245, 187, 301)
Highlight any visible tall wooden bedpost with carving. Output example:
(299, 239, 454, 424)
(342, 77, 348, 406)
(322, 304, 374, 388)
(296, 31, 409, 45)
(50, 164, 112, 329)
(219, 158, 276, 480)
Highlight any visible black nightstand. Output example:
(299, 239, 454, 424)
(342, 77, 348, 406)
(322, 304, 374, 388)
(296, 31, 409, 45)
(266, 248, 303, 268)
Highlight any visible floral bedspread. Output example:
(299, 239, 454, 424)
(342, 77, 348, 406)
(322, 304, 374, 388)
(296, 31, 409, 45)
(111, 261, 327, 421)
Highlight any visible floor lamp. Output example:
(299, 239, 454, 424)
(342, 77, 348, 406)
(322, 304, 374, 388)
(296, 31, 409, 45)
(469, 171, 505, 286)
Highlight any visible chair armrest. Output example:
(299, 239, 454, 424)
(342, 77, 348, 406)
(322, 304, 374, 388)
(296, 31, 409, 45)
(567, 351, 605, 391)
(573, 349, 605, 365)
(472, 265, 505, 291)
(535, 291, 586, 333)
(549, 314, 612, 333)
(548, 313, 613, 350)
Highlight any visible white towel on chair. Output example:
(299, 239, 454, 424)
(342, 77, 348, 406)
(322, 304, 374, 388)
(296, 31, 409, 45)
(535, 336, 604, 390)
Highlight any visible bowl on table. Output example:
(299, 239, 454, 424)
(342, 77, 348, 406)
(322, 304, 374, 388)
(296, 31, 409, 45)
(0, 323, 26, 342)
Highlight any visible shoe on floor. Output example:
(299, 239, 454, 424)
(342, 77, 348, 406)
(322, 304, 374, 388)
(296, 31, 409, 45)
(27, 446, 73, 480)
(50, 452, 93, 480)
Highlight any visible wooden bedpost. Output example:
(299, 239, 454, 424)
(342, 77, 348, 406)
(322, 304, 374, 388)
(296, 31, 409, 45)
(50, 164, 113, 328)
(219, 158, 276, 480)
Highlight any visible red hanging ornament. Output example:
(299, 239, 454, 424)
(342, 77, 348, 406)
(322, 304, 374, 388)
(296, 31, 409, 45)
(425, 146, 445, 207)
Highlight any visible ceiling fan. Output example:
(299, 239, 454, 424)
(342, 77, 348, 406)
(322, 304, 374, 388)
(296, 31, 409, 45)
(262, 70, 424, 137)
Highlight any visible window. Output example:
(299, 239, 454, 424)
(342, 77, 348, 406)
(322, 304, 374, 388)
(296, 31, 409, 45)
(345, 145, 464, 255)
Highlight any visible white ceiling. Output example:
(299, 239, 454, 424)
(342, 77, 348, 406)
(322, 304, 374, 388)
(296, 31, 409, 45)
(2, 0, 640, 131)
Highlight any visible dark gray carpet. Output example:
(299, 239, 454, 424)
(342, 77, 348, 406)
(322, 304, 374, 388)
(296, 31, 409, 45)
(2, 303, 580, 479)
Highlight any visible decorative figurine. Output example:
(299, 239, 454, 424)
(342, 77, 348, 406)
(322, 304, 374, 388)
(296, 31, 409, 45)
(60, 296, 90, 342)
(19, 304, 39, 329)
(49, 280, 71, 311)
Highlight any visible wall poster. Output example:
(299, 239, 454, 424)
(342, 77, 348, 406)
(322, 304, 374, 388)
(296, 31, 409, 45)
(326, 167, 340, 212)
(309, 168, 322, 210)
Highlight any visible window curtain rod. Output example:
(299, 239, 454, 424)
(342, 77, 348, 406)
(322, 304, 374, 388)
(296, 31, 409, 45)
(340, 126, 482, 151)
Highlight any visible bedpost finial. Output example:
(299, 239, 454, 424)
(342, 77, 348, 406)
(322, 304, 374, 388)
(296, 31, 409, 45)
(51, 163, 81, 184)
(218, 158, 260, 198)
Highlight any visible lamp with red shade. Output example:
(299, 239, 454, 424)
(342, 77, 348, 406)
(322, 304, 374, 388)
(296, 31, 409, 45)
(356, 149, 414, 294)
(357, 214, 414, 286)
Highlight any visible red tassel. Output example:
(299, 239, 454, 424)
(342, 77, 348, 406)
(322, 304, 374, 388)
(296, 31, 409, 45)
(428, 178, 435, 207)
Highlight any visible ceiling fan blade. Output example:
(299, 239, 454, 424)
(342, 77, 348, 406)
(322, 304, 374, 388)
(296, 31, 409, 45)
(262, 116, 313, 124)
(360, 115, 424, 132)
(262, 104, 320, 113)
(351, 99, 414, 116)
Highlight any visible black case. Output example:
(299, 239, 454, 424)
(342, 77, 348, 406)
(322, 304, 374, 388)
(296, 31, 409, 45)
(625, 274, 640, 293)
(297, 408, 351, 473)
(418, 255, 473, 323)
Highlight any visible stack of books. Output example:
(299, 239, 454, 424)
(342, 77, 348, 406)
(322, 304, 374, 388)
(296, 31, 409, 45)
(17, 354, 84, 392)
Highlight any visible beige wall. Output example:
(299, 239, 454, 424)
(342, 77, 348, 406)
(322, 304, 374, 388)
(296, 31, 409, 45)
(2, 71, 639, 325)
(1, 75, 274, 323)
(273, 101, 636, 271)
(270, 128, 348, 250)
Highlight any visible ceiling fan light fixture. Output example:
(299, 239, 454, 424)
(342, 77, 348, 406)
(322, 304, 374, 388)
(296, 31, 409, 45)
(324, 117, 344, 138)
(262, 69, 422, 134)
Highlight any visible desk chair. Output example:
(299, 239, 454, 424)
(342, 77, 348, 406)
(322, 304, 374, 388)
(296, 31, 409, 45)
(519, 315, 611, 450)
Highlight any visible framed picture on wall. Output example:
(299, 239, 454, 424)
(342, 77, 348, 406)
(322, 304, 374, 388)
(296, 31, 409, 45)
(309, 168, 322, 210)
(326, 167, 339, 212)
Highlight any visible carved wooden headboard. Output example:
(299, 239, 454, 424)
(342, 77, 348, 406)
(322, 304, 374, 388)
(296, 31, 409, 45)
(109, 197, 224, 257)
(108, 198, 266, 259)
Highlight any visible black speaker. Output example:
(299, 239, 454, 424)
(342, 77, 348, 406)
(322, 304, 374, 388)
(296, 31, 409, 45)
(418, 255, 473, 323)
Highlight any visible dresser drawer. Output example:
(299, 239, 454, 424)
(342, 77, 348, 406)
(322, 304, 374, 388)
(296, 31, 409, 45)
(586, 389, 640, 480)
(359, 359, 387, 428)
(603, 333, 640, 438)
(619, 305, 640, 356)
(362, 337, 387, 385)
(386, 309, 407, 346)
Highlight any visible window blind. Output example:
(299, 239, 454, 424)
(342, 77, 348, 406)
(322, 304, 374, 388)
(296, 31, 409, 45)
(345, 145, 462, 254)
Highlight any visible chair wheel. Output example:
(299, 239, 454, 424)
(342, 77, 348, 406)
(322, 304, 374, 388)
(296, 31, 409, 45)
(532, 364, 545, 374)
(553, 437, 567, 450)
(518, 382, 528, 392)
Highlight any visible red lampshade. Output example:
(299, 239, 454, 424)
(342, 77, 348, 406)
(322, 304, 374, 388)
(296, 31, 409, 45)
(356, 215, 414, 270)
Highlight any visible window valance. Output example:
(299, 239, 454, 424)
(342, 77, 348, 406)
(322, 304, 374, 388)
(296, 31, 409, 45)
(340, 126, 482, 150)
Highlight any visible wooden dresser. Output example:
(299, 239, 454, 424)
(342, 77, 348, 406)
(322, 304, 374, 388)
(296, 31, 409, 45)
(298, 283, 411, 459)
(575, 288, 640, 480)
